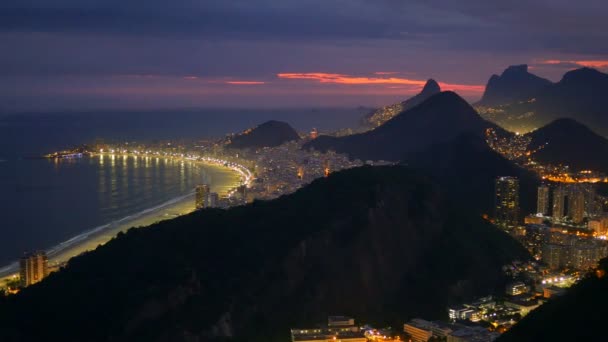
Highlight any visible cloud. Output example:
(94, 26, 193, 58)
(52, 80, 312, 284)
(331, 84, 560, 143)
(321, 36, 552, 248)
(538, 59, 608, 69)
(277, 72, 485, 94)
(225, 81, 266, 85)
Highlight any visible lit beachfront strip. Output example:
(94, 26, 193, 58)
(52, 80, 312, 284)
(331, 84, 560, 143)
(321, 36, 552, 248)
(1, 151, 249, 289)
(97, 148, 253, 192)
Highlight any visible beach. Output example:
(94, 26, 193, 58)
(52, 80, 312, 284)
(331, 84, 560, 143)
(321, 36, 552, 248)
(0, 161, 243, 287)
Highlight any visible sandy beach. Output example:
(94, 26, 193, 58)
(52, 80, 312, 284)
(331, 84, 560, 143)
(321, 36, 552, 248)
(0, 161, 243, 287)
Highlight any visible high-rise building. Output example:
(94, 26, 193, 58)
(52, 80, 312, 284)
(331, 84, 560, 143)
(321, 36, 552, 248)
(495, 177, 519, 230)
(568, 186, 585, 224)
(552, 186, 567, 221)
(209, 192, 220, 208)
(542, 244, 565, 270)
(537, 185, 550, 215)
(195, 184, 210, 209)
(19, 251, 48, 287)
(581, 183, 601, 218)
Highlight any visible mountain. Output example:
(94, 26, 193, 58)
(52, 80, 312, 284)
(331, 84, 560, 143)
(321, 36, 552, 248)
(526, 118, 608, 173)
(477, 65, 552, 107)
(305, 91, 503, 162)
(497, 258, 608, 342)
(0, 166, 529, 342)
(405, 134, 540, 217)
(361, 79, 441, 128)
(477, 67, 608, 135)
(227, 120, 300, 149)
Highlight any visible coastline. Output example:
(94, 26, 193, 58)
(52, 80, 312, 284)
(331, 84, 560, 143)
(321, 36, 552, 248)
(0, 159, 245, 285)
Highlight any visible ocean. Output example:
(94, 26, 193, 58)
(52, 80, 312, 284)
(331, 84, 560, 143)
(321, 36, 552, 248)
(0, 108, 364, 266)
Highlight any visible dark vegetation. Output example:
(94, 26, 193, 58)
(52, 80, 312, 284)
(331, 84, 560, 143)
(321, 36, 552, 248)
(0, 166, 528, 342)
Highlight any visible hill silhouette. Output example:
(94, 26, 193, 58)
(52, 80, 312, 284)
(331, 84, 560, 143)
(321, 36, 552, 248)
(227, 120, 300, 149)
(477, 65, 552, 106)
(306, 91, 501, 161)
(527, 118, 608, 173)
(361, 79, 441, 128)
(0, 166, 528, 342)
(477, 67, 608, 135)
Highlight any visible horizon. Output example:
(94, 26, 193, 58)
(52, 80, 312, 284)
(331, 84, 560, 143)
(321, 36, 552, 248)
(2, 1, 608, 112)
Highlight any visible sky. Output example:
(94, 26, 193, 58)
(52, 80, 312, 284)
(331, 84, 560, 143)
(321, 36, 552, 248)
(1, 0, 608, 111)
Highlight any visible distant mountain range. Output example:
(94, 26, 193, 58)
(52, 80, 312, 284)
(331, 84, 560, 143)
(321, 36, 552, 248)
(361, 79, 441, 128)
(526, 118, 608, 173)
(0, 166, 529, 342)
(227, 120, 300, 149)
(498, 258, 608, 342)
(305, 91, 502, 162)
(476, 65, 608, 135)
(477, 65, 552, 107)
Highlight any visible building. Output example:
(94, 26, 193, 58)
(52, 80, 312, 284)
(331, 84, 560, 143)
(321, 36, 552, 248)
(448, 307, 476, 322)
(568, 187, 585, 224)
(522, 224, 550, 259)
(506, 282, 528, 296)
(291, 316, 365, 342)
(19, 251, 49, 287)
(403, 320, 433, 342)
(447, 326, 500, 342)
(524, 214, 545, 225)
(209, 192, 220, 208)
(494, 177, 519, 230)
(588, 215, 608, 235)
(537, 185, 550, 215)
(195, 184, 210, 209)
(552, 186, 567, 221)
(327, 316, 357, 333)
(542, 243, 566, 270)
(543, 286, 566, 298)
(503, 298, 540, 317)
(404, 319, 456, 342)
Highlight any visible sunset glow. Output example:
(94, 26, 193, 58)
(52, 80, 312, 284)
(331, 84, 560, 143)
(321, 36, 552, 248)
(540, 59, 608, 69)
(277, 73, 485, 94)
(225, 81, 266, 85)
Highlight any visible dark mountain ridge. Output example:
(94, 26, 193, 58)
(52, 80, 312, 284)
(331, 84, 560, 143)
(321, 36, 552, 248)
(526, 118, 608, 173)
(477, 66, 608, 135)
(306, 91, 502, 162)
(361, 79, 441, 128)
(227, 120, 300, 149)
(477, 65, 552, 106)
(0, 166, 528, 342)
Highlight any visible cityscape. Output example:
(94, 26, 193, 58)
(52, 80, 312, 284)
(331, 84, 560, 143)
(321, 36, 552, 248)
(1, 1, 608, 341)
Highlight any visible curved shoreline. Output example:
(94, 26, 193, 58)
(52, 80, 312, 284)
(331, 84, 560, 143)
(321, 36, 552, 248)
(0, 156, 249, 282)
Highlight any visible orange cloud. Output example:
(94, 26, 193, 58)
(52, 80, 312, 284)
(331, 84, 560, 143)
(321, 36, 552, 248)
(539, 59, 608, 68)
(277, 72, 425, 86)
(277, 72, 484, 94)
(225, 81, 266, 85)
(374, 71, 400, 75)
(575, 60, 608, 68)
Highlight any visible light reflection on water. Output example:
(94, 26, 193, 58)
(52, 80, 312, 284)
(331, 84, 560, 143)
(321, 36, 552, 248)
(0, 155, 241, 266)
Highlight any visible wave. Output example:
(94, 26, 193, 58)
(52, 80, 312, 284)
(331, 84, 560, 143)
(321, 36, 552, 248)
(0, 191, 195, 278)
